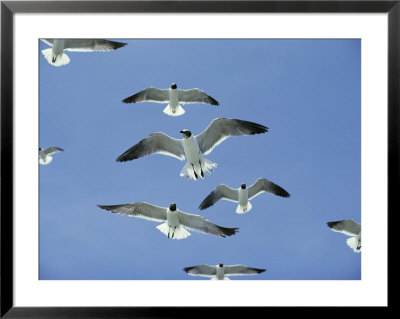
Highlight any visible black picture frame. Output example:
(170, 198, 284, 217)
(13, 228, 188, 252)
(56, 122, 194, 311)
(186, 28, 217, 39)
(1, 0, 394, 317)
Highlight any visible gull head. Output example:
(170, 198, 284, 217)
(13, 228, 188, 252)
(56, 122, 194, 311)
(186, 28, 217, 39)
(171, 83, 177, 89)
(218, 263, 224, 268)
(39, 147, 42, 151)
(241, 183, 246, 189)
(169, 203, 177, 211)
(180, 129, 192, 138)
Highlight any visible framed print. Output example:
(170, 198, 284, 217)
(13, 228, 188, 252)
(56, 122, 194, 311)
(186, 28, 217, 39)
(1, 0, 394, 317)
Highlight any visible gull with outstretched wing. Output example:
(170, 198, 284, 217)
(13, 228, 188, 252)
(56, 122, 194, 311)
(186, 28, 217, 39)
(40, 39, 127, 66)
(122, 83, 218, 116)
(97, 202, 238, 240)
(116, 118, 268, 180)
(199, 178, 290, 213)
(184, 263, 265, 280)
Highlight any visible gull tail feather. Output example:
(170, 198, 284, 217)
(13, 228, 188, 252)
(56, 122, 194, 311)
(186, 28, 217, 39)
(39, 157, 52, 165)
(156, 223, 191, 239)
(211, 277, 230, 280)
(42, 48, 70, 66)
(163, 104, 185, 116)
(236, 202, 253, 214)
(180, 159, 217, 180)
(346, 236, 361, 253)
(202, 158, 217, 174)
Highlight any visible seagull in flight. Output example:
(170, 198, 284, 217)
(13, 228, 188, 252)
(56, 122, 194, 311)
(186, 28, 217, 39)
(39, 146, 63, 165)
(199, 178, 290, 213)
(327, 219, 361, 253)
(97, 202, 239, 240)
(122, 83, 219, 116)
(183, 263, 266, 280)
(116, 118, 268, 180)
(40, 39, 127, 66)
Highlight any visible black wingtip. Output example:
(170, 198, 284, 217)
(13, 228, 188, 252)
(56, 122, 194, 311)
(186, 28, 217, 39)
(116, 148, 140, 162)
(217, 226, 239, 237)
(198, 194, 214, 210)
(183, 266, 196, 273)
(116, 154, 138, 162)
(235, 119, 269, 134)
(98, 204, 120, 213)
(198, 200, 210, 210)
(252, 123, 268, 134)
(122, 94, 137, 104)
(277, 188, 291, 198)
(327, 221, 339, 228)
(109, 40, 127, 50)
(254, 268, 266, 274)
(209, 96, 219, 106)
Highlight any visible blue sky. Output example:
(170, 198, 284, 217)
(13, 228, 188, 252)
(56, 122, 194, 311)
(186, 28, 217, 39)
(39, 39, 360, 280)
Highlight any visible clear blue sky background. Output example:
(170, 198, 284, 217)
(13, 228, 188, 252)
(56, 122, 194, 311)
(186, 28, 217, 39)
(39, 39, 361, 280)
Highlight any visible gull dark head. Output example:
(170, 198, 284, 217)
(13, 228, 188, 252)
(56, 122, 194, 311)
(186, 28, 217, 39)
(218, 263, 224, 268)
(169, 203, 177, 211)
(241, 183, 246, 189)
(39, 147, 42, 151)
(171, 83, 177, 89)
(180, 129, 192, 138)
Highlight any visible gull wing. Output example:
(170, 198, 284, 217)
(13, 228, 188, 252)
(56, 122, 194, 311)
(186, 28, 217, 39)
(178, 210, 238, 238)
(63, 39, 127, 52)
(178, 88, 219, 105)
(42, 146, 64, 156)
(97, 202, 167, 223)
(223, 265, 266, 276)
(327, 219, 361, 236)
(40, 39, 54, 47)
(199, 184, 238, 210)
(183, 265, 217, 277)
(248, 178, 291, 200)
(116, 132, 185, 162)
(122, 88, 169, 104)
(196, 118, 268, 155)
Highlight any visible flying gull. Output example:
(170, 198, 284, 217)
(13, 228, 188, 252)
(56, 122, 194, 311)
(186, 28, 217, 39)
(97, 202, 239, 240)
(116, 118, 268, 180)
(40, 39, 127, 67)
(183, 263, 266, 280)
(39, 146, 63, 165)
(199, 178, 290, 213)
(122, 83, 219, 116)
(327, 219, 361, 253)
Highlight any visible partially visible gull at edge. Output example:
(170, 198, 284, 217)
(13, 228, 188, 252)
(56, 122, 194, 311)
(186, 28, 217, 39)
(327, 219, 361, 253)
(39, 146, 63, 165)
(40, 39, 127, 67)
